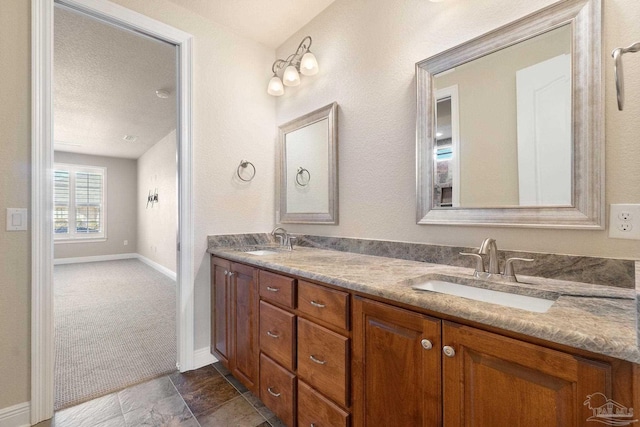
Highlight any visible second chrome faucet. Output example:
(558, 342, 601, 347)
(460, 238, 533, 282)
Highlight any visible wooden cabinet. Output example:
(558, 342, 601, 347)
(352, 297, 442, 427)
(298, 380, 350, 427)
(211, 257, 231, 365)
(260, 353, 296, 427)
(212, 256, 636, 427)
(260, 301, 296, 371)
(298, 280, 349, 330)
(442, 321, 611, 427)
(210, 257, 259, 394)
(297, 318, 349, 407)
(353, 296, 619, 427)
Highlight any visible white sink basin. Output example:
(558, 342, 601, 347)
(244, 250, 280, 256)
(412, 280, 555, 313)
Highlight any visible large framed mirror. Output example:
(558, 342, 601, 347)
(279, 102, 338, 224)
(416, 0, 603, 228)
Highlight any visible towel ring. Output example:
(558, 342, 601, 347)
(237, 160, 256, 182)
(612, 41, 640, 111)
(295, 167, 311, 186)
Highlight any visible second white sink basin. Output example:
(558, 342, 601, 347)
(244, 250, 279, 256)
(412, 280, 555, 313)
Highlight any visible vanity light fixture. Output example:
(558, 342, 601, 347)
(267, 36, 319, 96)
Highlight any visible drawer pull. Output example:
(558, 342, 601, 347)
(310, 300, 326, 308)
(266, 331, 279, 339)
(309, 354, 327, 365)
(267, 387, 281, 397)
(266, 286, 280, 292)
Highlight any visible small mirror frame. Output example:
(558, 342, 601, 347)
(416, 0, 603, 229)
(279, 102, 339, 224)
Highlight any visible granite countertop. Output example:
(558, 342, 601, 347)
(208, 245, 640, 364)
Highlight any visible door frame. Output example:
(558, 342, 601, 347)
(31, 0, 194, 423)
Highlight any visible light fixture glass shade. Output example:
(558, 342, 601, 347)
(282, 65, 301, 86)
(267, 76, 284, 96)
(300, 52, 319, 76)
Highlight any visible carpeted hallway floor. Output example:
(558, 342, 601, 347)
(54, 259, 177, 410)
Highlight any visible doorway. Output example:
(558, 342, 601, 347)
(32, 0, 194, 423)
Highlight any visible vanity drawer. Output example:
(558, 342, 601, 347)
(297, 317, 349, 407)
(260, 353, 296, 427)
(298, 280, 349, 330)
(259, 301, 296, 371)
(298, 380, 350, 427)
(259, 270, 295, 308)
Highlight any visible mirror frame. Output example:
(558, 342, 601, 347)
(416, 0, 603, 229)
(279, 102, 339, 224)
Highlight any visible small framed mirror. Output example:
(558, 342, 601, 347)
(416, 0, 603, 228)
(279, 102, 338, 224)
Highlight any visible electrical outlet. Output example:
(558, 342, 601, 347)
(609, 204, 640, 240)
(124, 240, 128, 246)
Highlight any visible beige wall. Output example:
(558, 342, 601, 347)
(435, 25, 570, 207)
(275, 0, 640, 260)
(0, 0, 30, 410)
(54, 151, 138, 259)
(137, 130, 177, 273)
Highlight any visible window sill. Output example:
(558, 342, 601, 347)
(54, 237, 107, 244)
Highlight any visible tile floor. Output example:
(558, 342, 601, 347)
(42, 362, 285, 427)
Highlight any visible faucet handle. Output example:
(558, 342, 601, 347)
(459, 252, 485, 273)
(503, 257, 534, 281)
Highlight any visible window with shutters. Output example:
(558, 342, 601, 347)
(54, 164, 106, 241)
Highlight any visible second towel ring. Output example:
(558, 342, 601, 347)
(237, 160, 256, 182)
(296, 167, 311, 187)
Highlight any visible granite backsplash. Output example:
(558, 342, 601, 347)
(207, 233, 637, 289)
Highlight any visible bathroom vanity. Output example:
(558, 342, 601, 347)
(209, 244, 639, 427)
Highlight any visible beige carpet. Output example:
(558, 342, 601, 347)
(54, 259, 177, 410)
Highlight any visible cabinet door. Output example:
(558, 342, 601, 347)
(211, 256, 231, 366)
(231, 262, 259, 393)
(352, 297, 442, 427)
(442, 321, 612, 427)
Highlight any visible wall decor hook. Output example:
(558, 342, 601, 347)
(612, 41, 640, 111)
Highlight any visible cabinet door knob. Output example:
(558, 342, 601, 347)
(310, 300, 326, 308)
(443, 345, 456, 357)
(228, 272, 234, 277)
(266, 286, 280, 292)
(421, 339, 433, 350)
(309, 354, 327, 365)
(266, 331, 279, 339)
(224, 270, 228, 276)
(267, 387, 281, 397)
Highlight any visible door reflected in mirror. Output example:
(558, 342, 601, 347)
(432, 25, 572, 209)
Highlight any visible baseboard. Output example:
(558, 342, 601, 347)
(136, 255, 177, 280)
(54, 253, 137, 265)
(52, 253, 177, 281)
(0, 402, 30, 427)
(194, 347, 218, 369)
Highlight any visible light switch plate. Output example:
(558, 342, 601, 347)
(609, 204, 640, 240)
(6, 208, 28, 231)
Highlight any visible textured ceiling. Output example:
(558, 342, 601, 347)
(54, 6, 177, 159)
(164, 0, 336, 49)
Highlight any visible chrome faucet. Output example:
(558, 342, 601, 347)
(478, 238, 500, 274)
(271, 227, 295, 250)
(460, 238, 534, 282)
